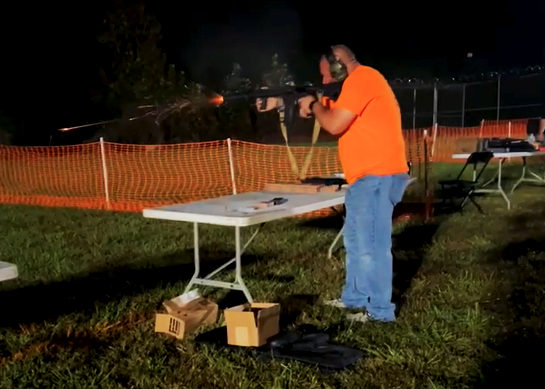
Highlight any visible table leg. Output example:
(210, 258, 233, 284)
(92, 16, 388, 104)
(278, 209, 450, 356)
(235, 226, 253, 302)
(328, 226, 344, 259)
(203, 224, 263, 280)
(497, 159, 510, 209)
(481, 162, 500, 188)
(511, 157, 528, 194)
(328, 205, 345, 259)
(511, 156, 545, 194)
(184, 222, 201, 295)
(184, 222, 261, 302)
(474, 158, 510, 209)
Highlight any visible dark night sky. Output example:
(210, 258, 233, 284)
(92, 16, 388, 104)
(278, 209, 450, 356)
(1, 0, 545, 139)
(154, 0, 545, 82)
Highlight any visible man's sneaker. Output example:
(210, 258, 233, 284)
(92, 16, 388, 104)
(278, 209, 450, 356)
(346, 311, 370, 323)
(323, 299, 346, 308)
(347, 312, 393, 324)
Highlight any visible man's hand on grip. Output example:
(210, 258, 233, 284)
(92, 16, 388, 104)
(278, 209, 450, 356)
(298, 95, 317, 118)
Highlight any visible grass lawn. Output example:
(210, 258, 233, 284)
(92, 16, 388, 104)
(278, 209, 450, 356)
(1, 162, 545, 388)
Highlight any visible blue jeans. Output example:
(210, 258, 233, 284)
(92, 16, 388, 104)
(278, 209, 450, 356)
(341, 173, 410, 322)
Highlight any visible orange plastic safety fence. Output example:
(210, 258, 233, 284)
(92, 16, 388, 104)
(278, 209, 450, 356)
(230, 140, 344, 218)
(0, 143, 106, 210)
(480, 118, 529, 138)
(0, 138, 422, 217)
(0, 141, 234, 212)
(104, 141, 234, 211)
(0, 118, 534, 216)
(427, 119, 530, 163)
(428, 126, 479, 162)
(231, 141, 341, 193)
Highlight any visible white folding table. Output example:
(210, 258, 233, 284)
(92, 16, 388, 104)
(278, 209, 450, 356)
(0, 262, 18, 283)
(452, 151, 545, 209)
(143, 190, 346, 302)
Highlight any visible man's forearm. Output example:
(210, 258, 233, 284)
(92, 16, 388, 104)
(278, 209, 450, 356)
(311, 102, 339, 135)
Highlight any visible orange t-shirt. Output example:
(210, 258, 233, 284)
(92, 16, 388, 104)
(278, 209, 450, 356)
(325, 65, 407, 184)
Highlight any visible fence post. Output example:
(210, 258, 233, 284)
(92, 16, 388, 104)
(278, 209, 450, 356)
(412, 88, 417, 129)
(227, 138, 237, 195)
(423, 130, 428, 183)
(431, 123, 438, 160)
(432, 81, 438, 126)
(479, 119, 484, 138)
(99, 137, 111, 209)
(423, 129, 432, 221)
(508, 121, 512, 138)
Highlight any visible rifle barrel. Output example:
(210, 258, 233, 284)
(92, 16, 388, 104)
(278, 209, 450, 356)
(219, 82, 342, 104)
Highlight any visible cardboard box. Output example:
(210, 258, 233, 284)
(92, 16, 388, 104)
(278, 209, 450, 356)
(155, 291, 218, 340)
(224, 302, 280, 347)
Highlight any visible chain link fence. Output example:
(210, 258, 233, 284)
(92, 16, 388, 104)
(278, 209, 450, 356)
(392, 72, 545, 129)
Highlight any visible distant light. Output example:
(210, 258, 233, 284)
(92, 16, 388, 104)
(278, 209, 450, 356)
(467, 52, 473, 58)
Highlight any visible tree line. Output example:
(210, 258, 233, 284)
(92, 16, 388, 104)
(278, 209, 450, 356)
(0, 0, 306, 146)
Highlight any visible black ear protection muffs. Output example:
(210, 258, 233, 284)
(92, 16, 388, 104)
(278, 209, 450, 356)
(325, 47, 348, 82)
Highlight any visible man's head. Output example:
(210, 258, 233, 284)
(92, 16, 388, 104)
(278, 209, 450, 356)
(319, 45, 359, 84)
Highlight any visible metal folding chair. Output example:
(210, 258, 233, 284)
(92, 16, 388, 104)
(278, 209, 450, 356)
(438, 151, 493, 213)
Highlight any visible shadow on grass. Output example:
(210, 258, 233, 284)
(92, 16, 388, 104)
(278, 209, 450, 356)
(431, 160, 545, 216)
(215, 290, 318, 329)
(297, 214, 343, 232)
(194, 293, 320, 349)
(0, 246, 275, 329)
(299, 211, 440, 316)
(476, 204, 545, 388)
(297, 201, 431, 232)
(275, 294, 319, 328)
(392, 222, 439, 314)
(432, 190, 489, 216)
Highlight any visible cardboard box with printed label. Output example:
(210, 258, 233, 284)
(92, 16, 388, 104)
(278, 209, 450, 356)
(155, 291, 218, 340)
(224, 302, 280, 347)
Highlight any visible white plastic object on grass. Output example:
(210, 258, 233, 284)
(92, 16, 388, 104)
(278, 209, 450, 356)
(170, 290, 201, 307)
(0, 262, 18, 282)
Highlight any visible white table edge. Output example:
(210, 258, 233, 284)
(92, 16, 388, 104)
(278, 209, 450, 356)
(452, 151, 545, 159)
(143, 195, 346, 226)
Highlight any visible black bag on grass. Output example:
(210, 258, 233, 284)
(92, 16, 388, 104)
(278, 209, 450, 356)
(257, 332, 365, 373)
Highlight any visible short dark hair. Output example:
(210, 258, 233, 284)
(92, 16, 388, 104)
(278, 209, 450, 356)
(331, 45, 356, 61)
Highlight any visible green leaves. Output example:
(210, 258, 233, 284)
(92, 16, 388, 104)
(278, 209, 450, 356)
(223, 53, 295, 94)
(223, 63, 252, 94)
(262, 53, 294, 88)
(96, 0, 186, 112)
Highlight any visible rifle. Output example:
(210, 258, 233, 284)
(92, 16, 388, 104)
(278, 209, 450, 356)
(212, 81, 343, 130)
(212, 81, 343, 181)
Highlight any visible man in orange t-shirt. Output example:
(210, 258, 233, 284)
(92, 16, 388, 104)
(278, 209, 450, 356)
(299, 45, 409, 323)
